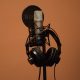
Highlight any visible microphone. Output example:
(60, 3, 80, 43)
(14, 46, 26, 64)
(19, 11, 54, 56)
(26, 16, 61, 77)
(34, 11, 44, 46)
(22, 5, 45, 47)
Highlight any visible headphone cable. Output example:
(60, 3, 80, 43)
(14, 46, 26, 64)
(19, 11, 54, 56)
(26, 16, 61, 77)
(54, 64, 56, 80)
(38, 67, 41, 80)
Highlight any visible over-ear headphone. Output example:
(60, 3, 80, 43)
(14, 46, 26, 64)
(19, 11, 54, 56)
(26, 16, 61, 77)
(25, 28, 61, 67)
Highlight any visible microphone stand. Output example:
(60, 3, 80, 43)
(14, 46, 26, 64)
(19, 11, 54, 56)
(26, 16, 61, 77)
(43, 43, 47, 80)
(43, 65, 47, 80)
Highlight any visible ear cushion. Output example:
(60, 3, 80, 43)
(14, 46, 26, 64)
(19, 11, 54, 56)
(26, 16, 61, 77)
(46, 47, 60, 66)
(28, 48, 46, 66)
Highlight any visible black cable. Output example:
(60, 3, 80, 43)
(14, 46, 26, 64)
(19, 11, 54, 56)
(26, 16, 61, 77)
(46, 24, 59, 37)
(38, 67, 41, 80)
(54, 64, 56, 80)
(38, 64, 56, 80)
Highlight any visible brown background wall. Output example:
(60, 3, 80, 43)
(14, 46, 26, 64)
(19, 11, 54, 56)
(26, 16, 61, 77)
(0, 0, 80, 80)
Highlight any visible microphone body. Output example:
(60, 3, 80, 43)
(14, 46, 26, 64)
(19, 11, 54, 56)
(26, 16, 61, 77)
(29, 11, 45, 47)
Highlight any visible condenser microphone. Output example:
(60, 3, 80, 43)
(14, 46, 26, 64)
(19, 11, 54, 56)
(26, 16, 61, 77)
(22, 5, 45, 47)
(34, 11, 44, 46)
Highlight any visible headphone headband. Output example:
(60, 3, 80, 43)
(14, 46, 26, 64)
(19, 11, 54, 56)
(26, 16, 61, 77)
(42, 29, 61, 55)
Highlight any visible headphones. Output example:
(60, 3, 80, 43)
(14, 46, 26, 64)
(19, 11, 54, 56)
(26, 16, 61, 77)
(25, 28, 61, 67)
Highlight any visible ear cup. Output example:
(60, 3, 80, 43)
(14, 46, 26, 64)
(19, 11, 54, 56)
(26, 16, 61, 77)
(46, 47, 60, 66)
(28, 48, 46, 66)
